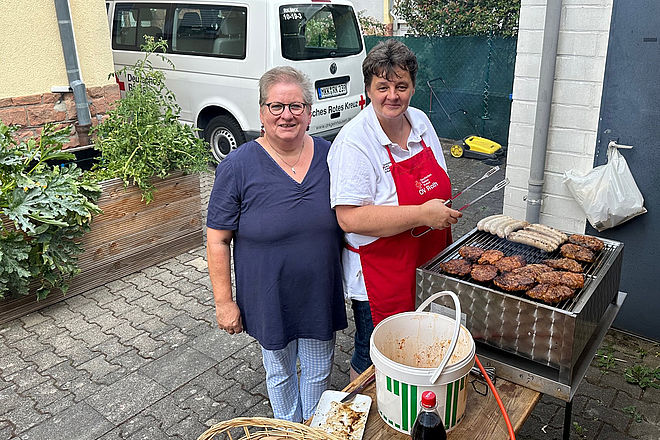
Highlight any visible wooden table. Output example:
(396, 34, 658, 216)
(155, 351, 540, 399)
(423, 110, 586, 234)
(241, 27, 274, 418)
(343, 365, 540, 440)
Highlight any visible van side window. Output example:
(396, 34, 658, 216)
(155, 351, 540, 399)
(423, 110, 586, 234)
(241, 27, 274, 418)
(172, 6, 246, 59)
(113, 5, 167, 49)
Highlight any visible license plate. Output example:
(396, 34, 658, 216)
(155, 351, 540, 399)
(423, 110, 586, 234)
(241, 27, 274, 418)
(318, 83, 347, 99)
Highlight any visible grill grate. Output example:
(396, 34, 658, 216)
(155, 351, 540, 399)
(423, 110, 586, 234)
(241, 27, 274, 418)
(426, 230, 618, 311)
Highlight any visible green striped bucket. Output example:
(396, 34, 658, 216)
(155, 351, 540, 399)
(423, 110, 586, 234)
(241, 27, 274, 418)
(369, 308, 475, 435)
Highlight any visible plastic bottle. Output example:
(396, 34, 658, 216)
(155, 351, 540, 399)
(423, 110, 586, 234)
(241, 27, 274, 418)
(410, 390, 447, 440)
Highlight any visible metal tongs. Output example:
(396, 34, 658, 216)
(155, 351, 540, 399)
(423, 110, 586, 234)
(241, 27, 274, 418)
(411, 166, 508, 237)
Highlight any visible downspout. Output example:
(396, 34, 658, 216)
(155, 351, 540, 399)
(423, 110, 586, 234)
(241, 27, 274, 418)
(53, 0, 92, 146)
(525, 0, 563, 223)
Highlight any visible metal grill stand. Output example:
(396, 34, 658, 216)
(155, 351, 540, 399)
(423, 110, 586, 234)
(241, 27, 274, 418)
(416, 229, 627, 439)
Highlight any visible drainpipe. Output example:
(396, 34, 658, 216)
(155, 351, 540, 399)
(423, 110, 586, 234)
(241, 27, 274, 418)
(53, 0, 92, 146)
(525, 0, 563, 223)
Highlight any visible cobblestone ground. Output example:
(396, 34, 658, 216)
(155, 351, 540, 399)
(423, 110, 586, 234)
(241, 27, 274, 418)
(0, 151, 658, 440)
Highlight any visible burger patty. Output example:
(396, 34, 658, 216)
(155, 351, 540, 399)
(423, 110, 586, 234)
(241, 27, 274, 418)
(560, 243, 595, 263)
(439, 258, 473, 277)
(477, 249, 505, 265)
(494, 255, 527, 273)
(470, 264, 498, 282)
(526, 283, 576, 304)
(536, 271, 585, 289)
(568, 234, 604, 252)
(543, 258, 583, 273)
(458, 246, 485, 261)
(511, 263, 553, 278)
(493, 272, 536, 291)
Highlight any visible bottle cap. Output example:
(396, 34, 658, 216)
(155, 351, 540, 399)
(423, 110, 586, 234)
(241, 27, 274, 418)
(421, 390, 437, 408)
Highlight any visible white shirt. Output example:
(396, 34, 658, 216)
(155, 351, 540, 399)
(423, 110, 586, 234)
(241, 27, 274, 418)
(327, 104, 447, 300)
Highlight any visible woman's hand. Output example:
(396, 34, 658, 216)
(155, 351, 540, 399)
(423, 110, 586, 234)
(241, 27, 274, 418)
(420, 199, 462, 230)
(215, 300, 243, 334)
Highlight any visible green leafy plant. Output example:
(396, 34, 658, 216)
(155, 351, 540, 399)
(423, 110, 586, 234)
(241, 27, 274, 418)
(623, 405, 644, 423)
(92, 37, 209, 204)
(624, 364, 660, 390)
(596, 345, 617, 372)
(572, 421, 587, 438)
(393, 0, 520, 37)
(0, 123, 101, 299)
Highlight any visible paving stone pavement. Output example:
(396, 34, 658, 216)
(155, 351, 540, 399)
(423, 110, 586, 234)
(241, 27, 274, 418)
(0, 148, 658, 440)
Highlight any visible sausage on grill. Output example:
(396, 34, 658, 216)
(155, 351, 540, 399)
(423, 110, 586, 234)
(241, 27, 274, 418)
(568, 234, 604, 252)
(471, 264, 499, 282)
(560, 243, 595, 263)
(439, 258, 473, 277)
(544, 258, 583, 273)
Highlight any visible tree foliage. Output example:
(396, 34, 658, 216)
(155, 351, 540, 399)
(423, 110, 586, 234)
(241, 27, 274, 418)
(358, 10, 387, 36)
(393, 0, 520, 37)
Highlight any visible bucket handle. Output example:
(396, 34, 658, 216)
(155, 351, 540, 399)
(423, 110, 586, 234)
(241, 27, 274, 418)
(416, 291, 462, 385)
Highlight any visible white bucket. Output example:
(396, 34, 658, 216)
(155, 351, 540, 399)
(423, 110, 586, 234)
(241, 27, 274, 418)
(369, 291, 475, 435)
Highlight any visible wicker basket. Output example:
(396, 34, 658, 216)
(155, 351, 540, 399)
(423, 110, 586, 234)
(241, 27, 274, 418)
(196, 417, 343, 440)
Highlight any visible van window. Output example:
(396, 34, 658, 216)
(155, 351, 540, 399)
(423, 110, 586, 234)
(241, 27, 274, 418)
(172, 5, 246, 58)
(113, 5, 168, 49)
(280, 4, 362, 61)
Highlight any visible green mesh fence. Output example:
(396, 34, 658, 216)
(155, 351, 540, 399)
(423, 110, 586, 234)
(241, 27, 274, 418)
(364, 36, 517, 146)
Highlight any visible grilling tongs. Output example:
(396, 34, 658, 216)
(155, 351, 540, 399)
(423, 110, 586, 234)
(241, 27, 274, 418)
(411, 169, 509, 238)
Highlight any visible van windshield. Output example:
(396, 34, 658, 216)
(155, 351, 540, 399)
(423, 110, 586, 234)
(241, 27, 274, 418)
(280, 4, 363, 60)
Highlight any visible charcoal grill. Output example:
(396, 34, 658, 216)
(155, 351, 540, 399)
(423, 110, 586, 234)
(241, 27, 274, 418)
(416, 228, 626, 401)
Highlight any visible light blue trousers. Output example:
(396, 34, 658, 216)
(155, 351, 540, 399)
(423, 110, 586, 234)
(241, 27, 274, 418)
(261, 336, 336, 422)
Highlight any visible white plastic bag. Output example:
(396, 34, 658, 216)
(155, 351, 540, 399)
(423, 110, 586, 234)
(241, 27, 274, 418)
(563, 145, 646, 231)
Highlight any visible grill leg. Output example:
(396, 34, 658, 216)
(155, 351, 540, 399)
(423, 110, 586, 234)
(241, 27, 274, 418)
(563, 399, 573, 440)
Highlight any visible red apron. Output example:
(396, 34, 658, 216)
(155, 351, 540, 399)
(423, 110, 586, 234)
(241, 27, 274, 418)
(347, 139, 452, 326)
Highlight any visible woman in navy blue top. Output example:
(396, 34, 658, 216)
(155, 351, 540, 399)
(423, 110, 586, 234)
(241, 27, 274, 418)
(206, 66, 347, 422)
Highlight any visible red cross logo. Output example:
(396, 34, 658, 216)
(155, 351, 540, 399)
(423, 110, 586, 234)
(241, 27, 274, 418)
(358, 94, 366, 109)
(115, 75, 125, 92)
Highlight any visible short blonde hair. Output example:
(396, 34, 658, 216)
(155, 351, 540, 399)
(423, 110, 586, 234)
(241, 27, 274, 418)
(259, 66, 313, 106)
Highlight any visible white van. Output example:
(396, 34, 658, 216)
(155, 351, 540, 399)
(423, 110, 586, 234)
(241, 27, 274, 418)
(105, 0, 367, 161)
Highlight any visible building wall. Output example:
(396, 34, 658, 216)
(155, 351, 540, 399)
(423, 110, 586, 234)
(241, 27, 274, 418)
(0, 0, 117, 146)
(504, 0, 614, 233)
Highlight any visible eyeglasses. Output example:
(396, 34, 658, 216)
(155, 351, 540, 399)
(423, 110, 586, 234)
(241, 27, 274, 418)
(263, 102, 308, 116)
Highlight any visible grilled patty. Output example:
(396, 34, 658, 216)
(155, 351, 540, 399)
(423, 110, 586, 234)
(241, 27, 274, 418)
(471, 264, 499, 282)
(477, 249, 505, 265)
(458, 246, 485, 261)
(526, 283, 576, 304)
(439, 258, 473, 277)
(494, 255, 527, 273)
(560, 243, 595, 263)
(568, 234, 604, 252)
(493, 272, 536, 291)
(536, 271, 585, 289)
(511, 263, 553, 278)
(543, 258, 583, 273)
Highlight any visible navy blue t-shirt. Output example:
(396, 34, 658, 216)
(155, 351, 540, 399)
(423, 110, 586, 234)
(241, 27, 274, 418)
(207, 137, 348, 350)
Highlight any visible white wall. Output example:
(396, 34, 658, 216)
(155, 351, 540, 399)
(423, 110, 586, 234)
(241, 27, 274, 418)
(351, 0, 384, 22)
(504, 0, 614, 233)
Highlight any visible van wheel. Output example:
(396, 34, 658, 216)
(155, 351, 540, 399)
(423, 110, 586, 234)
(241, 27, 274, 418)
(204, 115, 245, 162)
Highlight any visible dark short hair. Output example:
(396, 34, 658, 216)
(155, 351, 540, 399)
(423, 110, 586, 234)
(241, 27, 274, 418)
(362, 39, 418, 89)
(259, 66, 313, 106)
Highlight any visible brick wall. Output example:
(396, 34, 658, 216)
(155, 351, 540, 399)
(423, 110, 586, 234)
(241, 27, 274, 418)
(0, 84, 120, 148)
(504, 0, 614, 233)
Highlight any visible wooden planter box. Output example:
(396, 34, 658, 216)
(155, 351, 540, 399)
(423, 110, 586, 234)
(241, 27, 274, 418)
(0, 172, 203, 324)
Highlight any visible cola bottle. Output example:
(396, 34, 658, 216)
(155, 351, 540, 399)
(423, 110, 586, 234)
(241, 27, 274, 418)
(410, 390, 447, 440)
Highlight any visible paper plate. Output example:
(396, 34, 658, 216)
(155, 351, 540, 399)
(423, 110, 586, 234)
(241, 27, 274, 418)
(310, 390, 371, 440)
